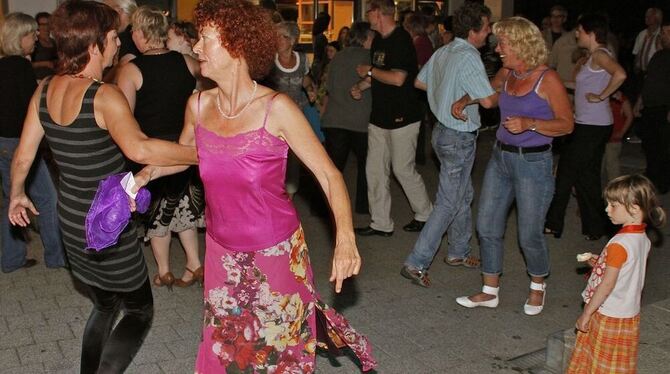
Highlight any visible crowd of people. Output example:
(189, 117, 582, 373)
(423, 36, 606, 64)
(0, 0, 668, 372)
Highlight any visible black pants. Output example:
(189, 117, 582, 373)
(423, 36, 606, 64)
(546, 123, 612, 236)
(323, 128, 368, 214)
(639, 106, 670, 193)
(81, 278, 153, 374)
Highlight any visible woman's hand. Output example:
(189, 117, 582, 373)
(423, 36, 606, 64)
(575, 312, 592, 332)
(8, 194, 39, 227)
(586, 92, 603, 103)
(502, 116, 531, 134)
(329, 238, 362, 293)
(133, 167, 154, 194)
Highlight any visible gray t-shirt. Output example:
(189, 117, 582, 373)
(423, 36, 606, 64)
(321, 47, 372, 132)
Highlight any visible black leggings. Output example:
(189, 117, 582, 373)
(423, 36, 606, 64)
(81, 279, 153, 374)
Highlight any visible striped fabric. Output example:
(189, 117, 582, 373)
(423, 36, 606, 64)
(39, 79, 148, 292)
(568, 311, 640, 373)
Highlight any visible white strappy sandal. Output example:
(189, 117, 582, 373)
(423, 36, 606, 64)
(456, 285, 499, 308)
(523, 281, 546, 316)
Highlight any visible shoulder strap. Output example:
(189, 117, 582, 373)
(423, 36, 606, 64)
(197, 91, 203, 125)
(532, 69, 550, 93)
(39, 76, 53, 111)
(262, 93, 281, 128)
(503, 69, 513, 92)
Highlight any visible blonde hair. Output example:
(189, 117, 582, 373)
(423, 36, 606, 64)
(108, 0, 138, 16)
(0, 12, 37, 57)
(277, 21, 299, 45)
(604, 174, 666, 228)
(131, 6, 168, 45)
(493, 17, 548, 70)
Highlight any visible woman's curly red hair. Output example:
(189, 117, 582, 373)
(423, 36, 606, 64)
(194, 0, 277, 80)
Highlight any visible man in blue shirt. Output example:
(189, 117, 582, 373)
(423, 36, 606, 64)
(401, 1, 497, 287)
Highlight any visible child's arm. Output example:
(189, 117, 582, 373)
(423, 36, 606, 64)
(576, 266, 620, 332)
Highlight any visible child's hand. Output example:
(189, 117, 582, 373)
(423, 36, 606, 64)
(575, 312, 592, 333)
(587, 255, 599, 267)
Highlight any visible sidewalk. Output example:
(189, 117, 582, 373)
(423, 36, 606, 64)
(1, 131, 668, 373)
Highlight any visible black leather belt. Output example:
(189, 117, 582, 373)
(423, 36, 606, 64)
(496, 141, 551, 154)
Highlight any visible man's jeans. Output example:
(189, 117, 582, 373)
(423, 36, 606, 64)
(405, 126, 476, 271)
(477, 144, 554, 277)
(1, 137, 65, 272)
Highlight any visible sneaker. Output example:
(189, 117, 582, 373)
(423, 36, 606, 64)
(400, 265, 431, 288)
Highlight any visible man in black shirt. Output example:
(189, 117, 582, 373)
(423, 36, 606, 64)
(351, 0, 432, 236)
(635, 19, 670, 194)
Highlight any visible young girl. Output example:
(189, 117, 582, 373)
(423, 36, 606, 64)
(568, 174, 666, 373)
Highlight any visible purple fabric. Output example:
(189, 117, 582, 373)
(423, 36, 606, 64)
(496, 70, 555, 147)
(85, 173, 151, 251)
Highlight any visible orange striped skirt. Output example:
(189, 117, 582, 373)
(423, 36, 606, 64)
(568, 311, 640, 373)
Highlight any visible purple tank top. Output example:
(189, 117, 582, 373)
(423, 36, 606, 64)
(496, 70, 554, 147)
(574, 48, 613, 126)
(195, 93, 300, 251)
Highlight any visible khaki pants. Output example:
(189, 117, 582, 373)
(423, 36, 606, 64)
(366, 122, 432, 232)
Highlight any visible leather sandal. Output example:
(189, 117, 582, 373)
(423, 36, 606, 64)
(174, 266, 204, 288)
(153, 272, 175, 291)
(456, 285, 499, 308)
(444, 255, 480, 268)
(524, 281, 546, 316)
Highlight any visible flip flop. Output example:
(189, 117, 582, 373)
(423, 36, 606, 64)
(444, 256, 480, 268)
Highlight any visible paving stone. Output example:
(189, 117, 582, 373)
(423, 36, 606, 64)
(165, 338, 199, 360)
(43, 307, 85, 327)
(57, 338, 81, 360)
(43, 358, 79, 373)
(33, 283, 76, 298)
(0, 348, 20, 369)
(132, 342, 175, 365)
(68, 320, 87, 340)
(0, 328, 34, 349)
(158, 357, 196, 374)
(17, 341, 63, 364)
(150, 308, 184, 327)
(0, 285, 36, 303)
(0, 300, 23, 317)
(0, 363, 44, 374)
(20, 296, 59, 313)
(6, 312, 46, 331)
(31, 323, 74, 343)
(125, 363, 162, 374)
(55, 294, 92, 309)
(143, 324, 181, 345)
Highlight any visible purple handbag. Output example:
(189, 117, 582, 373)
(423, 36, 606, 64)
(85, 173, 151, 251)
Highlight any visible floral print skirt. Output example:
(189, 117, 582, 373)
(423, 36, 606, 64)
(195, 226, 376, 373)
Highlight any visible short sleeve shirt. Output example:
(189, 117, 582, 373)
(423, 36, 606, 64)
(369, 27, 421, 129)
(417, 38, 494, 132)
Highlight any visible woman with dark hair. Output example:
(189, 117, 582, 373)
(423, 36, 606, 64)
(135, 0, 375, 371)
(117, 6, 204, 290)
(0, 12, 65, 272)
(8, 1, 197, 372)
(167, 20, 198, 58)
(312, 11, 331, 68)
(544, 14, 626, 240)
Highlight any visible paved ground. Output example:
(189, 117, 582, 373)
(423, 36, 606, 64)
(1, 130, 669, 373)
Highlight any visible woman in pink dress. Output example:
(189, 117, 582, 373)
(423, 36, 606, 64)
(135, 0, 376, 372)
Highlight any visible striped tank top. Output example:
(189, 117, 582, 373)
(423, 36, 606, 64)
(39, 79, 148, 292)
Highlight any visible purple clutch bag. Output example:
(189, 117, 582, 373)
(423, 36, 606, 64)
(85, 173, 151, 251)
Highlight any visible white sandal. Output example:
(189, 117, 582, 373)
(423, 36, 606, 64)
(523, 281, 546, 316)
(456, 285, 499, 308)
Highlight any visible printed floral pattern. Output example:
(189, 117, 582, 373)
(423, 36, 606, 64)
(196, 227, 376, 373)
(582, 248, 607, 304)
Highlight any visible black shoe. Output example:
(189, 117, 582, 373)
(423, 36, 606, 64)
(354, 226, 393, 237)
(22, 259, 37, 268)
(403, 219, 425, 232)
(400, 265, 431, 288)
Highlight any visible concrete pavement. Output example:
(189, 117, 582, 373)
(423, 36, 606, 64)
(1, 130, 668, 373)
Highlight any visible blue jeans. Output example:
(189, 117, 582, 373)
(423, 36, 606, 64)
(405, 126, 476, 270)
(0, 137, 65, 272)
(477, 144, 554, 277)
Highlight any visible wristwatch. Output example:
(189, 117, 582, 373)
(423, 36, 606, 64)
(367, 67, 373, 77)
(529, 122, 537, 132)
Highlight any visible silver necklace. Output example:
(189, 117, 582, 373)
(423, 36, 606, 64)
(511, 69, 534, 80)
(215, 80, 258, 119)
(71, 74, 103, 84)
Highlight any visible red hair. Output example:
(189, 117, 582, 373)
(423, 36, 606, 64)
(51, 0, 119, 75)
(194, 0, 276, 80)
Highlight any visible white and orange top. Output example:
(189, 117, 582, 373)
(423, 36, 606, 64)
(582, 224, 650, 318)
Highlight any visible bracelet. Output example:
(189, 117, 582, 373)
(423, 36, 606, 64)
(529, 121, 537, 132)
(367, 67, 373, 77)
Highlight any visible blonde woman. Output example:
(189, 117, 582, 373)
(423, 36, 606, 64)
(116, 6, 204, 289)
(0, 12, 65, 272)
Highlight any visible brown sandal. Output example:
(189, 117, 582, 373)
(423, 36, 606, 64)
(153, 272, 175, 291)
(444, 255, 480, 268)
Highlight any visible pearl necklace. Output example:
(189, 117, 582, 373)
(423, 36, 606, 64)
(216, 80, 258, 119)
(71, 74, 104, 84)
(511, 69, 535, 80)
